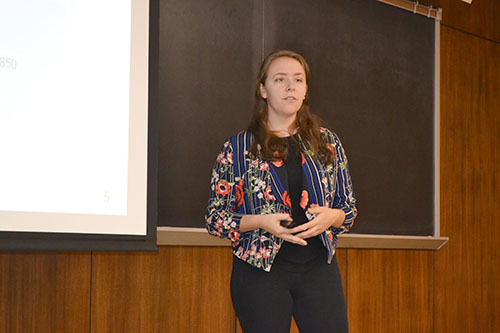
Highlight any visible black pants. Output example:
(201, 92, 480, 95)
(230, 254, 348, 333)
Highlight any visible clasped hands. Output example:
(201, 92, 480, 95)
(243, 205, 345, 246)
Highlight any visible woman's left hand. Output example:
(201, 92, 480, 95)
(290, 205, 345, 239)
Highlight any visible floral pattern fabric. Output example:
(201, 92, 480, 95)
(205, 128, 357, 272)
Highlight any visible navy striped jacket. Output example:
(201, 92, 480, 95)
(205, 128, 357, 272)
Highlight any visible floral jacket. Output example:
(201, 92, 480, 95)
(205, 128, 357, 272)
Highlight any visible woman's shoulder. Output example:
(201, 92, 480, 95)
(220, 130, 253, 151)
(319, 127, 341, 144)
(228, 129, 251, 140)
(225, 130, 253, 144)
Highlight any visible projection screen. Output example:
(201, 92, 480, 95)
(0, 0, 157, 250)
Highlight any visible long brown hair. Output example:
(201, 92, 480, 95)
(248, 50, 334, 164)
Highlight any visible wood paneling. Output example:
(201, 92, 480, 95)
(90, 251, 162, 332)
(0, 252, 91, 333)
(435, 25, 500, 332)
(91, 246, 234, 333)
(396, 0, 500, 43)
(158, 246, 234, 333)
(347, 249, 434, 333)
(438, 0, 500, 43)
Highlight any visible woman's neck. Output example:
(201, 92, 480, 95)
(267, 114, 297, 137)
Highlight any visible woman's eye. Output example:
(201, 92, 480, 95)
(275, 78, 283, 82)
(295, 78, 303, 83)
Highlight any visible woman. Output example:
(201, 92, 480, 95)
(205, 50, 356, 332)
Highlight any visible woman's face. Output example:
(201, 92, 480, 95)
(260, 56, 307, 121)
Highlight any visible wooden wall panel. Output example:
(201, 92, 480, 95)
(436, 25, 500, 333)
(158, 246, 234, 333)
(408, 0, 499, 42)
(347, 249, 434, 333)
(0, 252, 91, 333)
(438, 0, 500, 43)
(91, 246, 234, 333)
(90, 251, 162, 332)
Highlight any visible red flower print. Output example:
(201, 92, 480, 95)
(235, 179, 244, 206)
(327, 143, 335, 153)
(300, 190, 309, 210)
(264, 186, 276, 201)
(260, 162, 270, 171)
(283, 191, 291, 208)
(250, 244, 257, 256)
(259, 247, 271, 259)
(229, 229, 240, 242)
(249, 160, 259, 169)
(301, 152, 306, 165)
(328, 231, 333, 242)
(216, 180, 230, 197)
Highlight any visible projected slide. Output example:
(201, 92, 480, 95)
(0, 0, 131, 216)
(0, 0, 148, 235)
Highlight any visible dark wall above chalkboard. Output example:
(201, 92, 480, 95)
(157, 0, 436, 236)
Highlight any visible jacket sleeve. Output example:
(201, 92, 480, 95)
(205, 139, 244, 242)
(326, 130, 357, 235)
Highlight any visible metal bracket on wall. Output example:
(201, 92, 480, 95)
(377, 0, 443, 21)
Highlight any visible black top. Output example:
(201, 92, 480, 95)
(273, 136, 326, 272)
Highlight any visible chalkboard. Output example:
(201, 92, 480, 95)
(157, 0, 436, 236)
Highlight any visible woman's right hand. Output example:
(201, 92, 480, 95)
(240, 213, 308, 246)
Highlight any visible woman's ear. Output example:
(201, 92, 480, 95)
(259, 83, 267, 99)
